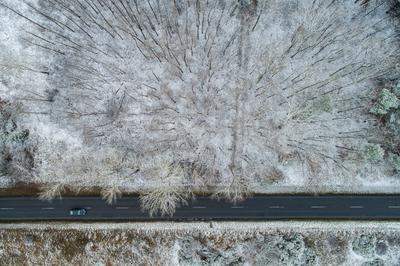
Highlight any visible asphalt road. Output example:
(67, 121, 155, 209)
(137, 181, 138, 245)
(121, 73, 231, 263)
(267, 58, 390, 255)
(1, 195, 400, 220)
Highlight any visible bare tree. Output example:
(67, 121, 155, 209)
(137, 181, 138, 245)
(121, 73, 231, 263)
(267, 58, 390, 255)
(213, 175, 252, 204)
(101, 185, 122, 205)
(139, 163, 192, 216)
(140, 186, 190, 217)
(38, 183, 65, 201)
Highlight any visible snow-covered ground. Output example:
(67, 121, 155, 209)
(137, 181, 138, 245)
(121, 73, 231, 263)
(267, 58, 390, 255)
(1, 221, 400, 265)
(0, 0, 400, 197)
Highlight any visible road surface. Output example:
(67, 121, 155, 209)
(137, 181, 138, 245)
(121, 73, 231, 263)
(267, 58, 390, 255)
(0, 195, 400, 220)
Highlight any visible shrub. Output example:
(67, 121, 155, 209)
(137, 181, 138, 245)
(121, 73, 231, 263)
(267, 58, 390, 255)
(313, 95, 333, 113)
(389, 109, 400, 133)
(0, 100, 32, 177)
(272, 233, 317, 266)
(361, 144, 384, 162)
(8, 129, 29, 143)
(369, 88, 399, 115)
(290, 102, 314, 121)
(262, 167, 285, 184)
(389, 153, 400, 173)
(369, 84, 400, 169)
(277, 234, 305, 263)
(290, 96, 333, 121)
(303, 249, 317, 266)
(375, 241, 388, 255)
(352, 234, 375, 257)
(361, 258, 384, 266)
(393, 81, 400, 96)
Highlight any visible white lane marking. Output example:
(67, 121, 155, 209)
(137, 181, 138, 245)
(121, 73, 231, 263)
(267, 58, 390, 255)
(85, 207, 92, 210)
(350, 206, 364, 209)
(310, 206, 326, 209)
(116, 207, 129, 210)
(41, 207, 54, 210)
(388, 206, 400, 209)
(231, 206, 244, 209)
(192, 206, 207, 209)
(269, 206, 285, 209)
(0, 208, 14, 210)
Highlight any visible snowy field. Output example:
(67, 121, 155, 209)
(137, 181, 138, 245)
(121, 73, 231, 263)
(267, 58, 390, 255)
(0, 0, 400, 213)
(1, 221, 400, 265)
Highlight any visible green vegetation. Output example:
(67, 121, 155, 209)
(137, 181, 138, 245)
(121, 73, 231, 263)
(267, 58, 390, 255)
(389, 109, 400, 133)
(369, 88, 399, 115)
(393, 81, 400, 95)
(368, 82, 400, 173)
(389, 153, 400, 173)
(361, 144, 384, 162)
(361, 258, 385, 266)
(0, 100, 32, 177)
(313, 95, 333, 113)
(275, 234, 317, 265)
(352, 234, 376, 257)
(293, 96, 333, 121)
